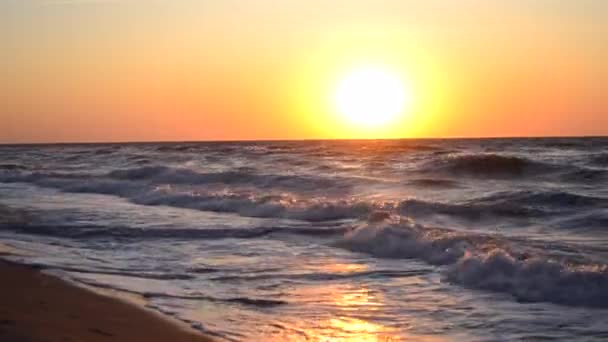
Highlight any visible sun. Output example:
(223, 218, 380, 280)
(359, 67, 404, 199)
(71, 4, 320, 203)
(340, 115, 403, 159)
(334, 67, 411, 127)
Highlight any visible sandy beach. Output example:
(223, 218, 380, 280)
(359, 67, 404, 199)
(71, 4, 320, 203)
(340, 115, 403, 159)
(0, 259, 214, 342)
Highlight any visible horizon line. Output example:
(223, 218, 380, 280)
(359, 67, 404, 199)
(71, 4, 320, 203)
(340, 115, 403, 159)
(1, 134, 607, 146)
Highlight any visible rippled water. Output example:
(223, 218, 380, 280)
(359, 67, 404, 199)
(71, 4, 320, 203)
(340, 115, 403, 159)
(1, 138, 607, 341)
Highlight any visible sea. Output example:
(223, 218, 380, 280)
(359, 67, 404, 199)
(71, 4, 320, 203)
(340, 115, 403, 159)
(1, 137, 607, 341)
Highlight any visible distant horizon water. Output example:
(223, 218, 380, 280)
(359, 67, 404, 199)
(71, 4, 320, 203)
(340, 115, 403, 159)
(3, 134, 608, 146)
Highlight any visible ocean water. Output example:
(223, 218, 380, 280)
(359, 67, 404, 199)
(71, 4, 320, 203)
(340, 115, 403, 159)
(1, 138, 607, 341)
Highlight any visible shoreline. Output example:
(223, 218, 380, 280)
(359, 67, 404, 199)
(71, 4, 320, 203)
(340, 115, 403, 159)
(0, 257, 215, 342)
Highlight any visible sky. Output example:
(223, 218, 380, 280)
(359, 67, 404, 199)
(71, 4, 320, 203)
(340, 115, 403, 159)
(1, 0, 607, 143)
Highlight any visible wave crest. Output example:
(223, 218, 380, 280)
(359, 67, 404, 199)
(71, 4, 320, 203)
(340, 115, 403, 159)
(337, 217, 479, 265)
(110, 166, 353, 192)
(431, 154, 551, 177)
(139, 189, 375, 221)
(338, 217, 608, 308)
(447, 250, 608, 308)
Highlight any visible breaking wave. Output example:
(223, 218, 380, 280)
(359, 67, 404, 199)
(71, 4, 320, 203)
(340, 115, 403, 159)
(4, 168, 604, 223)
(447, 250, 608, 307)
(133, 191, 374, 221)
(337, 216, 608, 308)
(337, 217, 490, 265)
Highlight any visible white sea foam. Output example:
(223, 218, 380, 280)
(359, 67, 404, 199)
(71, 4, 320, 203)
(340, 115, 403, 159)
(338, 214, 608, 307)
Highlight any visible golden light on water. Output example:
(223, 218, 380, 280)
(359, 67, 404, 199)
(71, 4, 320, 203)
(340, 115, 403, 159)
(262, 261, 453, 342)
(285, 283, 447, 342)
(210, 261, 461, 342)
(327, 317, 391, 342)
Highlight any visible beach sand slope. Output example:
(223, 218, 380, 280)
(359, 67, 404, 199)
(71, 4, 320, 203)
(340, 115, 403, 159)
(0, 261, 214, 342)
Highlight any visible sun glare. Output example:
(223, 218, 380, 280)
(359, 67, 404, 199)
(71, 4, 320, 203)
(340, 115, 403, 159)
(334, 67, 411, 127)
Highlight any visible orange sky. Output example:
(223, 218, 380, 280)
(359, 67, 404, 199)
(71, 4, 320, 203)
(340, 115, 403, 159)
(1, 0, 607, 143)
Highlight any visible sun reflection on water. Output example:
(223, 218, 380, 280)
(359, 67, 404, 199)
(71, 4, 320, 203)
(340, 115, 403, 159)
(317, 284, 398, 341)
(192, 260, 450, 341)
(325, 316, 397, 342)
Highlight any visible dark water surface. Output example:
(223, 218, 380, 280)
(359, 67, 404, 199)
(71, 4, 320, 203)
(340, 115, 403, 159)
(1, 138, 607, 341)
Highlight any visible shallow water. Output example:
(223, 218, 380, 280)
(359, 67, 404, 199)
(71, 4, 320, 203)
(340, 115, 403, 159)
(1, 138, 607, 341)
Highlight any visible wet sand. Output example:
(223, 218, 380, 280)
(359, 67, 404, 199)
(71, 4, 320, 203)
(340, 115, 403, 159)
(0, 259, 214, 342)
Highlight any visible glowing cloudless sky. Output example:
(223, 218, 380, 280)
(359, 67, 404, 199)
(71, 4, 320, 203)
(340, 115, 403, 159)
(1, 0, 607, 143)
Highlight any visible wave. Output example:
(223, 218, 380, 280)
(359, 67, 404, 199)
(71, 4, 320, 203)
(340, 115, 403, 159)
(71, 278, 286, 307)
(337, 216, 608, 308)
(475, 190, 608, 208)
(336, 217, 487, 265)
(407, 178, 460, 188)
(553, 211, 608, 232)
(429, 154, 554, 178)
(389, 189, 604, 221)
(5, 169, 604, 223)
(155, 144, 202, 153)
(1, 166, 354, 194)
(3, 167, 605, 224)
(0, 163, 28, 171)
(0, 220, 348, 240)
(446, 250, 608, 308)
(560, 168, 607, 183)
(0, 169, 373, 221)
(138, 190, 599, 223)
(143, 292, 287, 307)
(222, 297, 287, 307)
(48, 165, 355, 193)
(398, 198, 544, 220)
(122, 188, 565, 222)
(134, 191, 374, 221)
(0, 205, 30, 226)
(539, 139, 587, 149)
(35, 264, 197, 280)
(590, 153, 608, 167)
(93, 147, 120, 155)
(208, 269, 429, 283)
